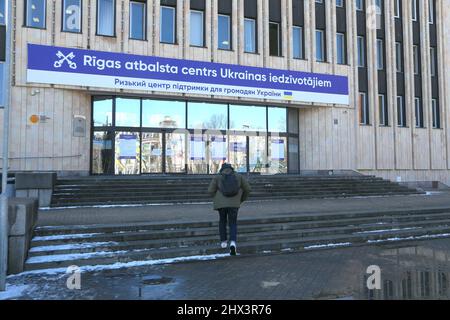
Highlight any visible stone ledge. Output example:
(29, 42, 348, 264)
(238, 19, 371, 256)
(15, 172, 57, 190)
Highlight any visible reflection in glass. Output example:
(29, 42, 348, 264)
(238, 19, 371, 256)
(160, 6, 175, 43)
(166, 133, 186, 173)
(229, 135, 247, 173)
(115, 132, 140, 174)
(208, 135, 227, 174)
(115, 98, 140, 127)
(230, 105, 266, 131)
(92, 131, 113, 174)
(142, 99, 185, 128)
(26, 0, 46, 28)
(190, 10, 204, 47)
(249, 135, 267, 173)
(244, 18, 256, 53)
(218, 14, 231, 50)
(141, 132, 163, 173)
(93, 97, 113, 127)
(268, 107, 287, 132)
(130, 1, 146, 40)
(188, 135, 207, 174)
(268, 136, 287, 173)
(188, 102, 227, 130)
(63, 0, 81, 32)
(97, 0, 115, 36)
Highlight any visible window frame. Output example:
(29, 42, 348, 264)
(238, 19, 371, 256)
(160, 5, 176, 44)
(62, 0, 82, 33)
(24, 0, 47, 29)
(96, 0, 116, 37)
(129, 0, 147, 41)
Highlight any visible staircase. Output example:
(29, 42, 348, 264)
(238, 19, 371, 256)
(25, 207, 450, 272)
(50, 174, 422, 207)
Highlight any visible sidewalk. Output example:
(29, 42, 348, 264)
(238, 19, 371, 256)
(37, 191, 450, 227)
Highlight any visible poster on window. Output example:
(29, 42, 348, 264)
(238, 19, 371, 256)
(190, 136, 206, 160)
(271, 139, 285, 161)
(211, 137, 227, 161)
(119, 134, 137, 159)
(230, 142, 246, 152)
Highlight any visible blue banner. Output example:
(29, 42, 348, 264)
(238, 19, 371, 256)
(27, 43, 349, 105)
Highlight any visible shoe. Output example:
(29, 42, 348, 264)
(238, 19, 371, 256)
(230, 241, 237, 256)
(221, 241, 228, 249)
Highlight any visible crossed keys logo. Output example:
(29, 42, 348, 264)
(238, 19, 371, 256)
(54, 51, 77, 69)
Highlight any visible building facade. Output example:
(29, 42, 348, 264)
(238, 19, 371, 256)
(0, 0, 450, 183)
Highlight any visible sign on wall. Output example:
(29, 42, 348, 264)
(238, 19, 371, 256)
(27, 43, 349, 105)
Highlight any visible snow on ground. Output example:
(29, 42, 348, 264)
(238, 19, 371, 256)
(29, 242, 120, 253)
(367, 233, 450, 244)
(25, 249, 150, 264)
(0, 284, 31, 300)
(9, 253, 231, 279)
(304, 242, 352, 250)
(32, 233, 103, 241)
(355, 227, 422, 234)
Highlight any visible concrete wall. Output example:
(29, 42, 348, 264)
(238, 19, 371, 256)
(0, 0, 449, 184)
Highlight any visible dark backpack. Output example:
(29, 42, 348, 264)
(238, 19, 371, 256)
(219, 173, 240, 197)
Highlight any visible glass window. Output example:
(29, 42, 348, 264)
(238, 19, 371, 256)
(336, 33, 346, 65)
(293, 26, 303, 59)
(0, 63, 3, 106)
(413, 45, 420, 75)
(218, 14, 231, 50)
(0, 0, 5, 25)
(63, 0, 81, 33)
(142, 99, 186, 128)
(395, 42, 402, 72)
(26, 0, 46, 28)
(190, 10, 204, 47)
(378, 94, 388, 126)
(188, 102, 228, 130)
(92, 131, 114, 174)
(130, 1, 146, 40)
(394, 0, 400, 17)
(160, 6, 175, 43)
(229, 105, 266, 131)
(377, 39, 384, 70)
(356, 0, 364, 11)
(315, 29, 325, 62)
(268, 107, 287, 133)
(115, 132, 140, 174)
(415, 97, 424, 128)
(430, 47, 436, 77)
(432, 99, 440, 129)
(269, 22, 281, 56)
(115, 98, 140, 127)
(357, 36, 365, 67)
(397, 96, 406, 127)
(93, 97, 113, 127)
(97, 0, 115, 36)
(244, 18, 256, 53)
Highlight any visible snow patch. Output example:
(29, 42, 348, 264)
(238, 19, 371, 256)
(32, 233, 103, 241)
(304, 242, 352, 250)
(29, 241, 119, 253)
(0, 284, 30, 300)
(10, 253, 231, 278)
(367, 233, 450, 244)
(355, 227, 421, 234)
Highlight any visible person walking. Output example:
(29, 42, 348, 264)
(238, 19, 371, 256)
(208, 163, 251, 256)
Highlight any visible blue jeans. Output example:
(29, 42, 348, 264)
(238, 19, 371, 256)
(218, 208, 239, 242)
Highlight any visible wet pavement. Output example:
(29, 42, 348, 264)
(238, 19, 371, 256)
(2, 237, 450, 300)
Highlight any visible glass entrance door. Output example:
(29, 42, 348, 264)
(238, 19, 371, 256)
(115, 132, 141, 175)
(249, 135, 267, 173)
(229, 135, 247, 173)
(141, 132, 163, 173)
(166, 132, 186, 173)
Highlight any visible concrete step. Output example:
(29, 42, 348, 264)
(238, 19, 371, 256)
(24, 224, 450, 271)
(32, 208, 450, 237)
(28, 218, 450, 257)
(49, 191, 420, 206)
